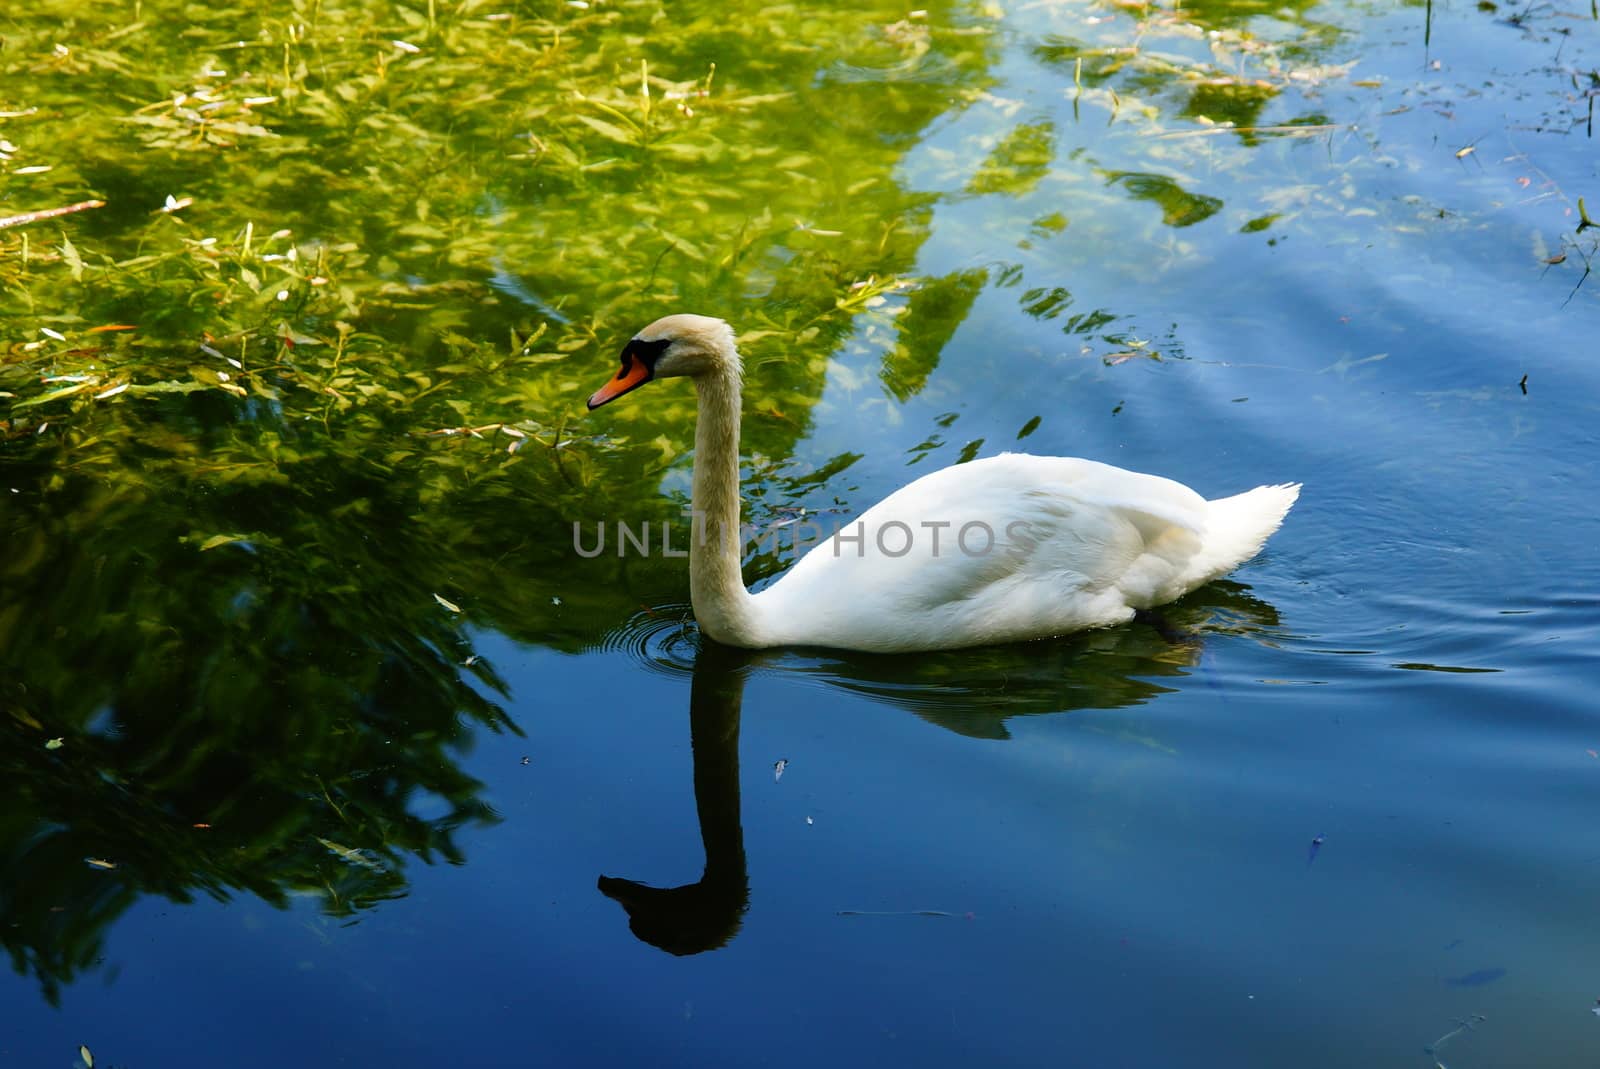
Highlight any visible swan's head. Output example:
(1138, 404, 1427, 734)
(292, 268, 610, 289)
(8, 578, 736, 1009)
(587, 314, 739, 410)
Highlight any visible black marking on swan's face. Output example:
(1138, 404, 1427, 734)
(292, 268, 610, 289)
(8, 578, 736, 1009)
(587, 336, 672, 409)
(623, 336, 672, 369)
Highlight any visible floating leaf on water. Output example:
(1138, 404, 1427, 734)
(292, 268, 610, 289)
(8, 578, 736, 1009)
(433, 593, 462, 613)
(59, 235, 84, 280)
(573, 113, 639, 146)
(45, 737, 64, 750)
(316, 837, 384, 871)
(79, 1044, 92, 1068)
(13, 381, 95, 408)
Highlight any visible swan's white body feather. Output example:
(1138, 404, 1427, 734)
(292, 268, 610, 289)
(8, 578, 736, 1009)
(749, 454, 1298, 652)
(590, 314, 1299, 654)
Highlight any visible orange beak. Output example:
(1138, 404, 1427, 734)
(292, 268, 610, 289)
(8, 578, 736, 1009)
(587, 355, 652, 410)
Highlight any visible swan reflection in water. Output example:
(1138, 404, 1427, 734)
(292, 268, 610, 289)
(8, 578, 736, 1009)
(597, 639, 754, 956)
(597, 581, 1281, 955)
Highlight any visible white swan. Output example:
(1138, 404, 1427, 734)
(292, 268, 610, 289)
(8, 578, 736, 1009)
(588, 313, 1299, 653)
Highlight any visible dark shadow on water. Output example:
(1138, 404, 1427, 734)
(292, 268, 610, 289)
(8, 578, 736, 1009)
(598, 579, 1282, 954)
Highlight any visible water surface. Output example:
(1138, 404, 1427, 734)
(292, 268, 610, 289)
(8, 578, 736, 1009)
(2, 0, 1598, 1065)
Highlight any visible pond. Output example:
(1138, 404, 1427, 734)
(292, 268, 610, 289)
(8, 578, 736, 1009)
(2, 0, 1598, 1064)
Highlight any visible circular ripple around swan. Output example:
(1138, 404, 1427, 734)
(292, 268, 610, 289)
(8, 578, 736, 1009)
(597, 605, 700, 679)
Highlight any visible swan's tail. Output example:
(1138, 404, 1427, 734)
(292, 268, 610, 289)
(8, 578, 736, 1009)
(1190, 483, 1301, 584)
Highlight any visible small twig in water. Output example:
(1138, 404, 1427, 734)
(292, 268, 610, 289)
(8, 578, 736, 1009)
(837, 909, 957, 917)
(1425, 1014, 1487, 1056)
(1561, 242, 1594, 307)
(0, 199, 105, 231)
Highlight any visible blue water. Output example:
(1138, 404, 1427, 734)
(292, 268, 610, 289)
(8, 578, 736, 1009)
(8, 2, 1600, 1067)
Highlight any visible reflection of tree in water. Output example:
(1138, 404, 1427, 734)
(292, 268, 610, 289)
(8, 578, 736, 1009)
(0, 0, 1339, 996)
(598, 580, 1282, 955)
(0, 444, 514, 1004)
(0, 0, 1001, 1002)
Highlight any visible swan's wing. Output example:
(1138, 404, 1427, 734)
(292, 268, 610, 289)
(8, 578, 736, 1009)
(752, 454, 1210, 649)
(883, 456, 1208, 607)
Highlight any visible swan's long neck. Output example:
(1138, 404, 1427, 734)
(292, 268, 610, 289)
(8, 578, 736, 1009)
(689, 365, 760, 646)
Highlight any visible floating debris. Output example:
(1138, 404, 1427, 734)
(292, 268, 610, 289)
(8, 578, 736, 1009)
(84, 858, 117, 870)
(1425, 1014, 1487, 1056)
(0, 199, 104, 231)
(44, 737, 64, 750)
(837, 909, 957, 917)
(773, 758, 788, 782)
(433, 593, 462, 613)
(316, 837, 384, 871)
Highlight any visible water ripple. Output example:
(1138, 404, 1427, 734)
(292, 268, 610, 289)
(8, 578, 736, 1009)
(596, 605, 700, 679)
